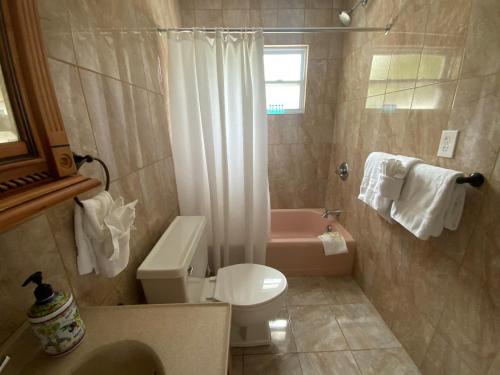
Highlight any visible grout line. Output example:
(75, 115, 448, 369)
(241, 346, 412, 356)
(43, 209, 78, 302)
(453, 0, 475, 84)
(74, 64, 101, 162)
(296, 351, 305, 375)
(349, 349, 365, 375)
(287, 304, 301, 354)
(412, 1, 431, 93)
(47, 56, 164, 96)
(326, 303, 352, 351)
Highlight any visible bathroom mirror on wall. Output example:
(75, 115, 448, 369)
(0, 4, 37, 160)
(0, 0, 99, 231)
(0, 64, 19, 144)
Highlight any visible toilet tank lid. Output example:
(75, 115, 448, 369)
(137, 216, 206, 279)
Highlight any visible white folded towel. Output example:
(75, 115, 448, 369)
(358, 152, 396, 222)
(75, 191, 137, 278)
(390, 163, 466, 240)
(377, 155, 421, 200)
(318, 231, 348, 256)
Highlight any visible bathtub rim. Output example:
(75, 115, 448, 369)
(268, 208, 354, 245)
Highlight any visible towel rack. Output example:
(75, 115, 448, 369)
(456, 172, 485, 187)
(73, 153, 110, 207)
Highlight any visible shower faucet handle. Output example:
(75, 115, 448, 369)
(322, 209, 343, 218)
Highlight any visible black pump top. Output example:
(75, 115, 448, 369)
(22, 271, 55, 304)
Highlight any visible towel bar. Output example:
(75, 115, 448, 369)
(456, 172, 485, 187)
(73, 153, 110, 207)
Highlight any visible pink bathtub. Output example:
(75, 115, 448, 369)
(266, 209, 355, 276)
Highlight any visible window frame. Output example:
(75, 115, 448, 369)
(264, 45, 308, 115)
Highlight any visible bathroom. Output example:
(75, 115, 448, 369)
(0, 0, 499, 374)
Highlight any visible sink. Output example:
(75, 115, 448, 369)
(19, 340, 165, 375)
(4, 305, 230, 375)
(71, 340, 165, 375)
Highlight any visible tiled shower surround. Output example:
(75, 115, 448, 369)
(325, 0, 500, 374)
(180, 0, 348, 208)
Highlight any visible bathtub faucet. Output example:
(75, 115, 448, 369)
(322, 208, 343, 219)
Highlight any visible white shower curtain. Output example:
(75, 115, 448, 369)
(167, 30, 269, 271)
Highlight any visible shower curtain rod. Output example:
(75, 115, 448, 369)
(158, 25, 392, 34)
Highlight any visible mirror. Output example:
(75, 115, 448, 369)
(0, 66, 18, 143)
(0, 1, 37, 162)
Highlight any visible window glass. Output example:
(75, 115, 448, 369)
(264, 46, 308, 115)
(265, 83, 301, 112)
(264, 53, 303, 81)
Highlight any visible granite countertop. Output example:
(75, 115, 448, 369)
(0, 303, 231, 375)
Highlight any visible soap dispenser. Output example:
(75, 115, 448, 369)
(22, 272, 85, 356)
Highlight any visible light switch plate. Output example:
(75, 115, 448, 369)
(437, 130, 459, 158)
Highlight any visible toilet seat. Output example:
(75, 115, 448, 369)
(214, 264, 287, 308)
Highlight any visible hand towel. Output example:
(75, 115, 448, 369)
(318, 231, 348, 256)
(377, 155, 421, 200)
(74, 204, 96, 275)
(377, 159, 405, 200)
(74, 191, 137, 278)
(75, 191, 114, 275)
(358, 152, 395, 222)
(390, 163, 466, 240)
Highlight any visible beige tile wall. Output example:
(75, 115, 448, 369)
(180, 0, 347, 208)
(0, 0, 181, 346)
(325, 0, 500, 373)
(2, 1, 496, 371)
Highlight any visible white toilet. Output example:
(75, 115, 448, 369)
(136, 216, 287, 347)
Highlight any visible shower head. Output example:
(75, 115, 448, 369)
(338, 0, 369, 26)
(339, 10, 352, 26)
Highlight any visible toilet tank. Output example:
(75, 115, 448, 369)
(136, 216, 208, 304)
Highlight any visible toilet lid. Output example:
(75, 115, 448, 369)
(214, 264, 287, 307)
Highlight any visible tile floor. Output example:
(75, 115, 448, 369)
(231, 276, 420, 375)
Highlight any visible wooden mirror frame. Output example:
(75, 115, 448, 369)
(0, 0, 100, 231)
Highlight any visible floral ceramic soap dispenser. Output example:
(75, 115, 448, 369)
(22, 271, 85, 356)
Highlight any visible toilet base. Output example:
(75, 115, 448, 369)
(230, 322, 271, 347)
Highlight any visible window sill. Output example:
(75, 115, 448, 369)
(267, 111, 305, 115)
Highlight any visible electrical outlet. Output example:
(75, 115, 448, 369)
(437, 130, 459, 158)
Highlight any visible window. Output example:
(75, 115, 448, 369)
(264, 46, 308, 115)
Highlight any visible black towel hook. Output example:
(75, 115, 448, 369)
(73, 153, 110, 207)
(456, 172, 485, 187)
